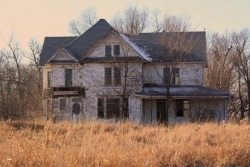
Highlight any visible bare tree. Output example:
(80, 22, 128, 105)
(162, 13, 191, 32)
(111, 5, 149, 35)
(68, 8, 98, 35)
(232, 29, 250, 121)
(206, 33, 235, 91)
(151, 9, 161, 32)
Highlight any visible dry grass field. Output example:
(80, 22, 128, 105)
(0, 120, 249, 167)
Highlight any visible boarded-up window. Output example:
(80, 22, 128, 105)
(47, 71, 51, 88)
(105, 67, 112, 85)
(106, 98, 120, 118)
(59, 98, 66, 110)
(173, 68, 180, 85)
(183, 100, 190, 118)
(114, 67, 121, 85)
(105, 45, 112, 57)
(72, 103, 80, 115)
(98, 98, 104, 118)
(114, 45, 120, 56)
(65, 69, 72, 87)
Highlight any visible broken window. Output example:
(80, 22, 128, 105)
(106, 98, 120, 118)
(114, 45, 120, 56)
(105, 45, 112, 57)
(105, 67, 112, 85)
(47, 71, 51, 88)
(98, 98, 104, 118)
(163, 67, 180, 85)
(59, 98, 66, 110)
(114, 67, 121, 85)
(173, 68, 180, 85)
(65, 69, 72, 87)
(176, 100, 189, 118)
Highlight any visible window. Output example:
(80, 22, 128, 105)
(114, 45, 120, 56)
(173, 68, 180, 85)
(97, 98, 129, 119)
(176, 100, 184, 117)
(163, 67, 170, 85)
(105, 67, 112, 85)
(47, 71, 51, 88)
(105, 45, 112, 57)
(59, 98, 66, 110)
(65, 69, 72, 87)
(176, 100, 190, 118)
(114, 67, 121, 85)
(106, 98, 120, 118)
(163, 67, 180, 85)
(98, 98, 104, 118)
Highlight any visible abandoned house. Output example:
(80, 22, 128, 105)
(39, 19, 230, 124)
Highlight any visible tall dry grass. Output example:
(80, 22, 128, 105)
(0, 120, 249, 166)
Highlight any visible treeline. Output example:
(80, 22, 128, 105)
(0, 35, 42, 120)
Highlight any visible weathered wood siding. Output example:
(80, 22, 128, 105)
(143, 63, 203, 86)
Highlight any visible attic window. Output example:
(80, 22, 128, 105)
(114, 45, 120, 56)
(105, 45, 112, 57)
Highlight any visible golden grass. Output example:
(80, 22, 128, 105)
(0, 121, 249, 167)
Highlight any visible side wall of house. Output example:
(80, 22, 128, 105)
(143, 63, 204, 86)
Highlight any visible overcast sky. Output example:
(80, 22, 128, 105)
(0, 0, 250, 48)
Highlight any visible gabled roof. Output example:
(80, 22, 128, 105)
(130, 32, 207, 63)
(136, 86, 230, 99)
(39, 19, 207, 66)
(39, 36, 77, 66)
(65, 19, 114, 61)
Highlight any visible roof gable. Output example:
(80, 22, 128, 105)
(47, 48, 78, 64)
(65, 19, 114, 61)
(39, 36, 77, 66)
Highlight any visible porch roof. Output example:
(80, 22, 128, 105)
(136, 86, 231, 99)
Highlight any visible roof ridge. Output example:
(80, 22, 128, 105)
(65, 19, 113, 47)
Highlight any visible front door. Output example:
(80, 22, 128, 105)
(157, 101, 166, 124)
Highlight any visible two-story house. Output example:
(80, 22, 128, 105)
(39, 19, 230, 124)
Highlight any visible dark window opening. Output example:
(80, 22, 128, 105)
(106, 98, 120, 118)
(114, 45, 120, 56)
(47, 71, 51, 88)
(105, 67, 112, 85)
(59, 98, 66, 110)
(163, 67, 170, 85)
(105, 45, 112, 57)
(98, 98, 104, 118)
(114, 67, 121, 85)
(176, 100, 184, 117)
(65, 69, 72, 87)
(121, 98, 129, 118)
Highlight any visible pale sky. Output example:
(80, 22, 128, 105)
(0, 0, 250, 49)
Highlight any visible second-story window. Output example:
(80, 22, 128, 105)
(47, 71, 51, 88)
(114, 45, 120, 56)
(105, 45, 112, 57)
(114, 67, 121, 85)
(105, 67, 112, 85)
(163, 67, 180, 86)
(65, 69, 72, 87)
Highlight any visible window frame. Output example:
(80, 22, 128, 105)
(105, 45, 112, 57)
(65, 68, 73, 87)
(47, 71, 51, 88)
(105, 67, 112, 86)
(59, 98, 67, 111)
(114, 45, 120, 56)
(114, 67, 121, 85)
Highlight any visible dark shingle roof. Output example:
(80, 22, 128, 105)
(130, 32, 207, 62)
(39, 37, 77, 66)
(66, 19, 114, 61)
(136, 86, 230, 99)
